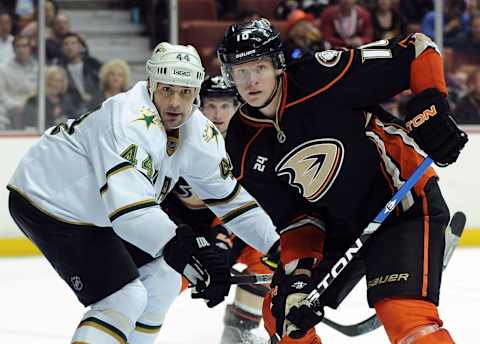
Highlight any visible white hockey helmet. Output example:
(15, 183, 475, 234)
(146, 42, 205, 96)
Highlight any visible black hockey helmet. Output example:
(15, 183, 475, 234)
(200, 75, 238, 100)
(217, 18, 285, 85)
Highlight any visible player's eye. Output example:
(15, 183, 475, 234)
(161, 86, 173, 96)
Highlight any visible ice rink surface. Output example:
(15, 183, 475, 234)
(1, 249, 478, 344)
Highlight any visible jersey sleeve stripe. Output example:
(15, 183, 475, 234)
(135, 322, 162, 334)
(106, 161, 133, 179)
(109, 199, 158, 222)
(203, 181, 241, 206)
(78, 317, 127, 344)
(221, 200, 258, 224)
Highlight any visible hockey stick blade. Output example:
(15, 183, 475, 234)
(444, 211, 466, 270)
(323, 210, 467, 337)
(321, 314, 381, 337)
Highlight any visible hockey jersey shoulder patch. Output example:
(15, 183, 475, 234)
(314, 50, 343, 67)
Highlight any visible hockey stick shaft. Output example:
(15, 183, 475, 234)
(305, 157, 433, 304)
(230, 273, 273, 285)
(319, 210, 467, 336)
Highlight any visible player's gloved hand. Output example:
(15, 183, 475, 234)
(163, 224, 231, 307)
(271, 258, 323, 338)
(212, 224, 234, 252)
(405, 88, 468, 167)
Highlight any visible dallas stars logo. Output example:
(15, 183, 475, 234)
(203, 121, 220, 144)
(134, 107, 160, 129)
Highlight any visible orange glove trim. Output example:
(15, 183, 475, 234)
(410, 49, 448, 95)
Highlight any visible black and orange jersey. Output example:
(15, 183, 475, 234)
(226, 34, 441, 238)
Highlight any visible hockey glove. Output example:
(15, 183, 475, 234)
(271, 258, 324, 338)
(405, 88, 468, 167)
(163, 224, 231, 307)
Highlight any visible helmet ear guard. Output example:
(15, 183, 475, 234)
(218, 18, 285, 86)
(146, 42, 205, 99)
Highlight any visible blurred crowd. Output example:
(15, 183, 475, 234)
(1, 0, 480, 131)
(0, 0, 131, 130)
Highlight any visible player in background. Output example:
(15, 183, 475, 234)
(218, 19, 467, 344)
(162, 75, 272, 344)
(7, 42, 279, 344)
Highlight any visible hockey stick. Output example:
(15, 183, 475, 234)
(283, 156, 434, 338)
(318, 210, 467, 337)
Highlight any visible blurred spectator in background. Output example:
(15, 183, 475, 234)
(0, 11, 14, 64)
(443, 48, 468, 109)
(21, 0, 58, 39)
(0, 34, 38, 129)
(15, 0, 35, 32)
(21, 19, 66, 64)
(47, 12, 71, 62)
(370, 0, 406, 40)
(23, 65, 76, 129)
(321, 0, 374, 47)
(0, 0, 16, 14)
(88, 58, 130, 107)
(217, 0, 239, 20)
(276, 0, 334, 19)
(421, 0, 468, 44)
(58, 32, 102, 114)
(398, 0, 433, 26)
(283, 9, 328, 64)
(448, 12, 480, 66)
(454, 67, 480, 123)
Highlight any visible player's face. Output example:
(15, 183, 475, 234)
(154, 82, 197, 130)
(201, 97, 237, 136)
(231, 58, 277, 108)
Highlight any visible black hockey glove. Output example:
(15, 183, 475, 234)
(405, 88, 468, 167)
(271, 258, 324, 338)
(163, 224, 231, 307)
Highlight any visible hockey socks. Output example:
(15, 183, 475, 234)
(375, 298, 454, 344)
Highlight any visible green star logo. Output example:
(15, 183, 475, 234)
(135, 107, 160, 129)
(203, 121, 220, 144)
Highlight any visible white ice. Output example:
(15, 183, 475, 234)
(1, 249, 478, 344)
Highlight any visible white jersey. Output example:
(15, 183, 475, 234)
(9, 82, 278, 257)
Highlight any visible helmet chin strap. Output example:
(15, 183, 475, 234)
(250, 74, 282, 110)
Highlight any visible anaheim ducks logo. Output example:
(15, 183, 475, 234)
(174, 179, 207, 209)
(315, 50, 342, 67)
(276, 139, 344, 202)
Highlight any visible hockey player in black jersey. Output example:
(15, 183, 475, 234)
(163, 75, 272, 344)
(217, 18, 467, 344)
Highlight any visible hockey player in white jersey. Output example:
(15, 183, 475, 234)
(7, 42, 279, 344)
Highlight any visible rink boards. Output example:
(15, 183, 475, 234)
(1, 130, 479, 256)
